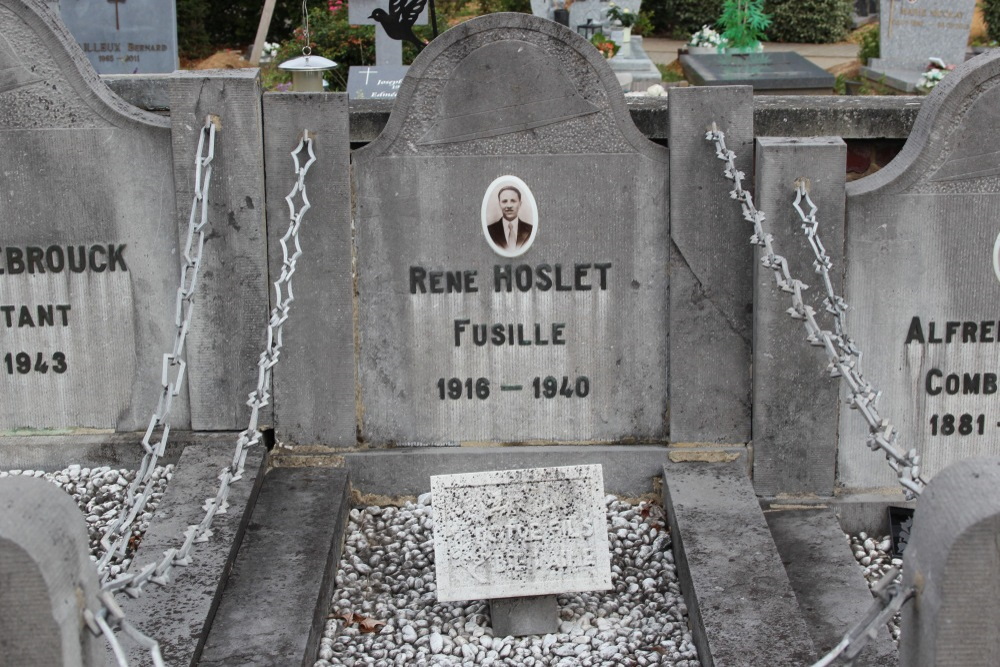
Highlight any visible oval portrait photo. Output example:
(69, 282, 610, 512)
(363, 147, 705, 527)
(481, 175, 538, 257)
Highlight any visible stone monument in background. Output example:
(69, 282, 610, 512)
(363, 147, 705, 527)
(57, 0, 178, 74)
(861, 0, 974, 91)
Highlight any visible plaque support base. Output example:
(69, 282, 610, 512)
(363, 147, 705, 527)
(489, 595, 560, 637)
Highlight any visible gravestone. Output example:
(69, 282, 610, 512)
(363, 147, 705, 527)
(842, 51, 1000, 490)
(680, 52, 835, 94)
(348, 0, 428, 66)
(861, 0, 974, 92)
(347, 64, 407, 99)
(57, 0, 179, 74)
(352, 13, 669, 445)
(0, 0, 183, 431)
(606, 37, 661, 92)
(431, 464, 611, 635)
(530, 0, 640, 37)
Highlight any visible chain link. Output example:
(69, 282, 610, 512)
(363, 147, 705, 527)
(92, 125, 318, 665)
(705, 124, 927, 500)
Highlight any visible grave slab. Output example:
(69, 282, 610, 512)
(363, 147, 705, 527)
(353, 14, 669, 445)
(752, 137, 846, 496)
(115, 443, 266, 667)
(765, 507, 898, 666)
(490, 595, 560, 637)
(57, 0, 179, 74)
(262, 93, 355, 446)
(431, 464, 612, 603)
(843, 50, 1000, 489)
(606, 36, 662, 92)
(198, 466, 350, 667)
(680, 52, 835, 94)
(0, 0, 181, 432)
(667, 85, 754, 444)
(662, 455, 817, 665)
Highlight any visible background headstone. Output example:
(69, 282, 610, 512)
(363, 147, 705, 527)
(57, 0, 178, 74)
(347, 64, 407, 99)
(431, 465, 611, 602)
(862, 0, 974, 91)
(843, 51, 1000, 489)
(348, 0, 428, 66)
(352, 14, 669, 445)
(0, 0, 183, 431)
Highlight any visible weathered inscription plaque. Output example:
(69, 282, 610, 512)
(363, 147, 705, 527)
(431, 464, 612, 602)
(0, 0, 179, 430)
(58, 0, 179, 74)
(353, 14, 669, 445)
(843, 52, 1000, 489)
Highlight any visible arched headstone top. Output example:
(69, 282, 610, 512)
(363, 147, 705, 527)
(848, 51, 1000, 197)
(0, 0, 168, 130)
(357, 12, 666, 160)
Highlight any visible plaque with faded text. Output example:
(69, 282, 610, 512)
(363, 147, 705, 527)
(352, 14, 669, 445)
(58, 0, 178, 74)
(431, 464, 612, 602)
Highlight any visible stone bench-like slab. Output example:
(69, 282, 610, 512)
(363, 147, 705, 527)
(662, 453, 816, 665)
(765, 507, 898, 666)
(198, 466, 350, 666)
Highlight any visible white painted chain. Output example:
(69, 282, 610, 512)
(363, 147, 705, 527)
(93, 126, 318, 665)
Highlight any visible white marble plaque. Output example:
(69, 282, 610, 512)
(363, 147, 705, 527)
(431, 464, 612, 602)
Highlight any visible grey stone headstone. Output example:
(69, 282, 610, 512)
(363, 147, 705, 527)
(843, 51, 1000, 490)
(263, 93, 355, 447)
(753, 137, 846, 496)
(353, 13, 669, 445)
(348, 0, 428, 67)
(0, 0, 183, 432)
(901, 457, 1000, 665)
(431, 464, 612, 602)
(57, 0, 178, 74)
(347, 64, 408, 99)
(169, 70, 269, 430)
(680, 52, 835, 93)
(863, 0, 975, 90)
(0, 476, 103, 666)
(667, 86, 753, 444)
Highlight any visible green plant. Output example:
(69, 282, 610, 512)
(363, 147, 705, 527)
(606, 2, 638, 27)
(984, 0, 1000, 44)
(632, 11, 655, 37)
(857, 22, 879, 65)
(176, 0, 213, 59)
(590, 32, 619, 59)
(718, 0, 771, 49)
(477, 0, 531, 14)
(764, 0, 852, 44)
(660, 0, 723, 39)
(656, 63, 686, 82)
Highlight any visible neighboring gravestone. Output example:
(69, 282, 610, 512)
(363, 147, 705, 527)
(606, 37, 661, 92)
(843, 51, 1000, 490)
(0, 0, 183, 431)
(0, 476, 103, 666)
(353, 14, 669, 445)
(861, 0, 974, 92)
(530, 0, 640, 37)
(347, 64, 407, 99)
(431, 464, 611, 635)
(348, 0, 428, 66)
(57, 0, 179, 74)
(680, 52, 835, 94)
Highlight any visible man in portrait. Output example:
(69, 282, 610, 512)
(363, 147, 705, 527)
(486, 185, 533, 252)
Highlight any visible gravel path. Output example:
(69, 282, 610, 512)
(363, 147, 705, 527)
(317, 494, 698, 667)
(0, 464, 174, 572)
(848, 531, 903, 642)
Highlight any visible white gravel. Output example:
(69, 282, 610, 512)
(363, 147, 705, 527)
(317, 494, 699, 667)
(0, 464, 174, 572)
(848, 531, 903, 642)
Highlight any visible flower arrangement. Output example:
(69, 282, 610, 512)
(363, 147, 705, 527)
(606, 2, 637, 28)
(917, 57, 954, 92)
(591, 32, 619, 58)
(688, 25, 726, 49)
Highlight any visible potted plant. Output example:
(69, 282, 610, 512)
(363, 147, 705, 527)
(718, 0, 770, 54)
(591, 31, 620, 59)
(917, 57, 955, 93)
(605, 3, 637, 43)
(688, 25, 726, 54)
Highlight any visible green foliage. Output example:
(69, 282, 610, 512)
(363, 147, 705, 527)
(477, 0, 531, 14)
(764, 0, 852, 44)
(660, 0, 724, 38)
(857, 22, 879, 65)
(633, 11, 655, 37)
(176, 0, 302, 59)
(718, 0, 770, 49)
(984, 0, 1000, 44)
(176, 0, 212, 59)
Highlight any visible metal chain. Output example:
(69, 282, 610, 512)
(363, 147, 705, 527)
(812, 568, 914, 666)
(91, 127, 318, 665)
(705, 124, 927, 500)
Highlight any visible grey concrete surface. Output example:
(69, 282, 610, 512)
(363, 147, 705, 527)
(765, 507, 898, 666)
(198, 466, 350, 667)
(116, 444, 266, 667)
(663, 455, 817, 666)
(490, 596, 560, 637)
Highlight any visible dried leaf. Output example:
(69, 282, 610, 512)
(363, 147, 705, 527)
(359, 617, 387, 633)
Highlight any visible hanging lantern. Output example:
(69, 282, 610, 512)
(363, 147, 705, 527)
(278, 49, 337, 92)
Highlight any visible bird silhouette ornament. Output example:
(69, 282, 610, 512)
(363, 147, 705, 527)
(369, 0, 431, 51)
